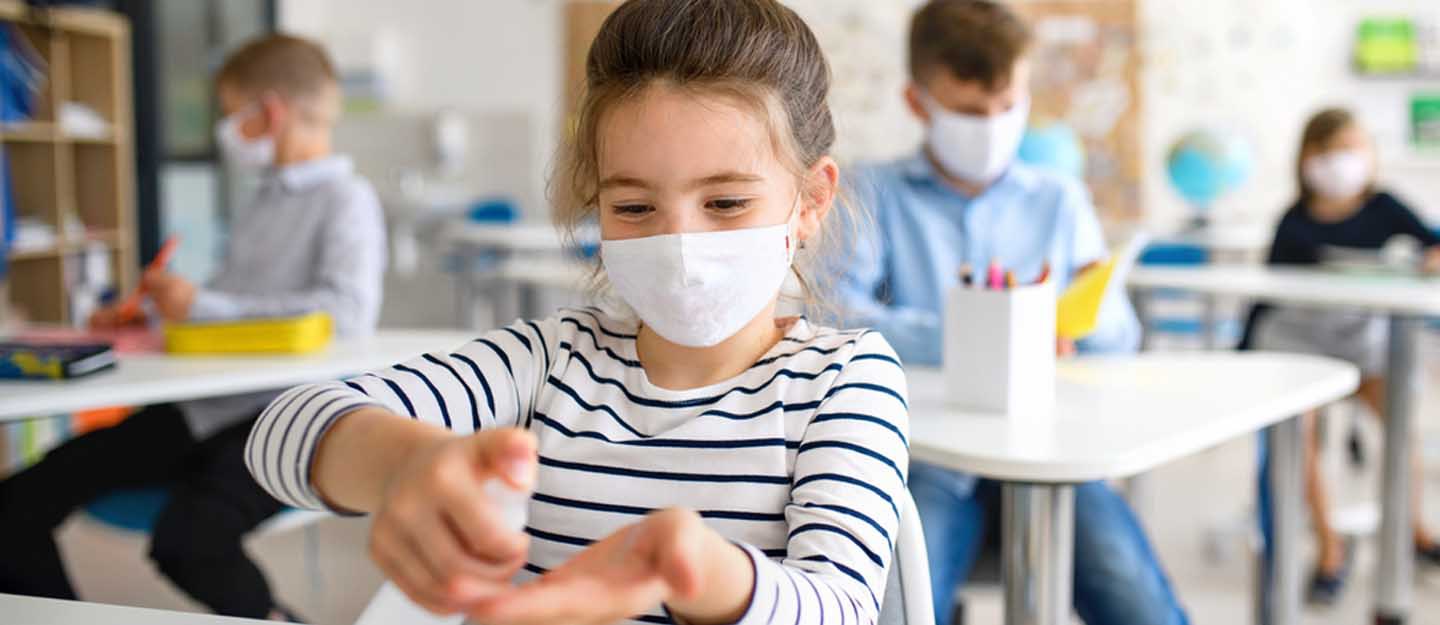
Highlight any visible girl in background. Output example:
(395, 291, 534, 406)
(1249, 107, 1440, 605)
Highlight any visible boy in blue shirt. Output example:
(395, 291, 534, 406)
(838, 2, 1186, 623)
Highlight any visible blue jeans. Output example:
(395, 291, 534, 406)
(909, 463, 1190, 625)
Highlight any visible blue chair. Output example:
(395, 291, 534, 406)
(1136, 243, 1241, 348)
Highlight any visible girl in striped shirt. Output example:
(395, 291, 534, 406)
(245, 2, 909, 624)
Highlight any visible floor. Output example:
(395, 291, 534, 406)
(56, 337, 1440, 625)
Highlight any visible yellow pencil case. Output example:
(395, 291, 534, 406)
(164, 312, 334, 355)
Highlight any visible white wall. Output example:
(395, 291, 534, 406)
(280, 0, 563, 216)
(281, 0, 1440, 232)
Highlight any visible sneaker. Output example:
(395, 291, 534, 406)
(1418, 541, 1440, 568)
(1305, 540, 1354, 606)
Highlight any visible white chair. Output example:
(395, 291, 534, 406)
(355, 490, 935, 625)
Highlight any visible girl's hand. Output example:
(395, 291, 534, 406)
(471, 508, 752, 625)
(370, 428, 537, 615)
(1423, 247, 1440, 274)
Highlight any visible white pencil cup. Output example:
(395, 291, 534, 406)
(943, 281, 1057, 418)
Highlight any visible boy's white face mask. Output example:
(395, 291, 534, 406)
(1303, 150, 1370, 200)
(215, 106, 276, 169)
(601, 203, 799, 348)
(923, 92, 1029, 184)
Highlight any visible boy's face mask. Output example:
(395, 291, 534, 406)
(922, 90, 1030, 184)
(215, 105, 276, 169)
(600, 199, 800, 348)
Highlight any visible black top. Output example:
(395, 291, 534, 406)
(1238, 191, 1438, 349)
(1266, 191, 1440, 265)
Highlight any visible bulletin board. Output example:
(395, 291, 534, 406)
(1014, 0, 1142, 222)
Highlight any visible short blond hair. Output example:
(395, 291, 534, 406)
(216, 34, 337, 103)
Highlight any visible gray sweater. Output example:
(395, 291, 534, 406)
(179, 155, 386, 438)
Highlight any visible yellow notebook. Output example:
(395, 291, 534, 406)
(1056, 233, 1149, 340)
(164, 312, 334, 355)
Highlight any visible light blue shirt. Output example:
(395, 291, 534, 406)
(837, 151, 1140, 367)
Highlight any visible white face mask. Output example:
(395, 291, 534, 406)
(1303, 150, 1370, 200)
(215, 107, 275, 169)
(923, 92, 1029, 184)
(601, 204, 799, 348)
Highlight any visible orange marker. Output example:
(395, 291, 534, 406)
(1004, 271, 1017, 289)
(115, 235, 180, 323)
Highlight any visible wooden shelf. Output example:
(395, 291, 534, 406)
(5, 231, 129, 262)
(6, 246, 64, 261)
(0, 121, 57, 142)
(0, 0, 126, 38)
(2, 2, 134, 324)
(0, 121, 118, 145)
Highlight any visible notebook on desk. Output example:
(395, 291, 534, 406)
(0, 341, 116, 380)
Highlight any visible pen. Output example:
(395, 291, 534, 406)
(1034, 262, 1051, 285)
(959, 263, 973, 287)
(116, 235, 180, 323)
(986, 258, 1003, 290)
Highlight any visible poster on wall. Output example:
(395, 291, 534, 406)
(1014, 0, 1142, 223)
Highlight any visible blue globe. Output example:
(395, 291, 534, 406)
(1166, 130, 1254, 211)
(1018, 123, 1085, 179)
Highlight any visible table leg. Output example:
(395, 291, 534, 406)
(1375, 315, 1419, 625)
(1263, 416, 1304, 625)
(519, 283, 540, 320)
(1202, 295, 1219, 350)
(1130, 288, 1154, 352)
(1002, 483, 1075, 625)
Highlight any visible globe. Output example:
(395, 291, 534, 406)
(1018, 122, 1085, 179)
(1165, 129, 1255, 214)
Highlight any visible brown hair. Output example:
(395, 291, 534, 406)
(1296, 107, 1364, 201)
(552, 0, 858, 317)
(216, 34, 338, 106)
(909, 0, 1033, 88)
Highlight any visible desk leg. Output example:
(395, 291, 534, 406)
(1263, 416, 1304, 625)
(1376, 315, 1419, 625)
(1202, 295, 1219, 350)
(1002, 483, 1074, 625)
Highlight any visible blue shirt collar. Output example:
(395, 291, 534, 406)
(270, 155, 355, 191)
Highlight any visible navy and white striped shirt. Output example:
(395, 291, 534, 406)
(246, 308, 909, 625)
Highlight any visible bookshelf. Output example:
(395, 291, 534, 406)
(1, 0, 134, 325)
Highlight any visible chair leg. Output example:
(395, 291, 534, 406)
(304, 523, 323, 621)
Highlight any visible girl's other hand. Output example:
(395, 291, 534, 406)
(471, 508, 746, 625)
(370, 428, 537, 615)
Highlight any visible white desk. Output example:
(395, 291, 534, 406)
(1, 593, 269, 624)
(909, 353, 1359, 625)
(442, 221, 598, 327)
(442, 220, 598, 253)
(0, 330, 476, 422)
(1129, 265, 1439, 625)
(1149, 223, 1272, 257)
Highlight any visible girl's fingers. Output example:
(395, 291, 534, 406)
(406, 514, 503, 604)
(440, 482, 530, 563)
(471, 575, 667, 625)
(370, 536, 459, 614)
